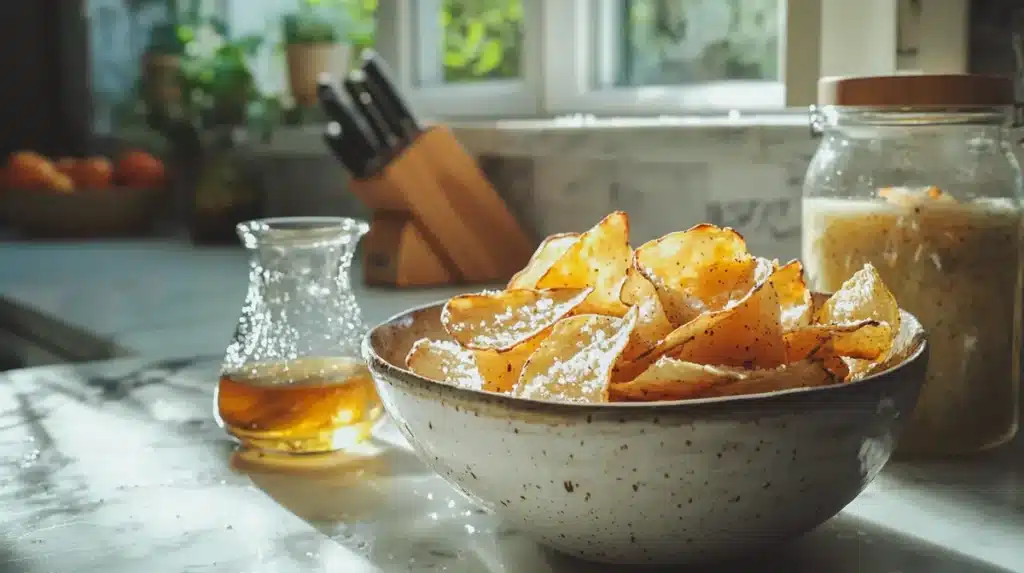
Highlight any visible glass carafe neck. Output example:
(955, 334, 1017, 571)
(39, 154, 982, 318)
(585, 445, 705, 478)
(224, 217, 370, 371)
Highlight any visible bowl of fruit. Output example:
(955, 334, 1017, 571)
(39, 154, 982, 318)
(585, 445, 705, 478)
(2, 149, 167, 238)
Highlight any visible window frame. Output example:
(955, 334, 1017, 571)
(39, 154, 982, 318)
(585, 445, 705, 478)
(375, 0, 968, 120)
(217, 0, 969, 128)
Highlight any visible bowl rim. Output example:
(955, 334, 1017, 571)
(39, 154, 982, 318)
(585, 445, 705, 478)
(363, 299, 928, 414)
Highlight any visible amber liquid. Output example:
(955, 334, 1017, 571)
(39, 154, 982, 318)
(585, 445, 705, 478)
(216, 357, 384, 454)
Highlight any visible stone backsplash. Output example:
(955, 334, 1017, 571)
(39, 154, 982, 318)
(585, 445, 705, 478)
(253, 112, 1024, 267)
(253, 120, 816, 263)
(464, 121, 816, 263)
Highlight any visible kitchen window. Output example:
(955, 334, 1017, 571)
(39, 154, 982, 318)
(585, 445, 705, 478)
(357, 0, 967, 120)
(87, 0, 967, 133)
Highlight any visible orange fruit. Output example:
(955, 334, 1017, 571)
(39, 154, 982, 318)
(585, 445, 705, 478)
(55, 157, 77, 177)
(73, 156, 113, 189)
(7, 151, 57, 190)
(116, 150, 165, 189)
(44, 170, 74, 193)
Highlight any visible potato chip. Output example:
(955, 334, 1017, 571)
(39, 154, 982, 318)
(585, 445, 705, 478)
(617, 267, 674, 361)
(816, 263, 900, 333)
(611, 356, 838, 401)
(783, 320, 889, 362)
(671, 271, 786, 368)
(514, 306, 638, 404)
(610, 267, 785, 382)
(609, 357, 746, 401)
(507, 233, 580, 290)
(814, 263, 901, 377)
(406, 339, 485, 391)
(474, 335, 544, 393)
(536, 211, 632, 316)
(693, 360, 839, 398)
(634, 224, 761, 325)
(769, 259, 812, 331)
(442, 287, 592, 351)
(407, 337, 543, 394)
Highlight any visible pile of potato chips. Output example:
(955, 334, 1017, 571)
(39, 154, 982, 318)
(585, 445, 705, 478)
(405, 212, 902, 404)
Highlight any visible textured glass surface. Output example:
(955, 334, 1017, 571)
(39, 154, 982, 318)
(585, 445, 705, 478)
(216, 217, 380, 454)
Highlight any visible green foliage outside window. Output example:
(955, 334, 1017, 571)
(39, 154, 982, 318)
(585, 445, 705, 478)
(441, 0, 523, 82)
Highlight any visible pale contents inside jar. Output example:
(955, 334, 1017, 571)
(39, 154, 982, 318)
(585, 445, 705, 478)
(803, 188, 1022, 454)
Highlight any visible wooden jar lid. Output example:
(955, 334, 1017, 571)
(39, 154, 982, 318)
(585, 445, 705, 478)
(817, 74, 1016, 107)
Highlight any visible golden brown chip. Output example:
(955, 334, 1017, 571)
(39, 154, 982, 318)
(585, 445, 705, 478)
(406, 339, 485, 391)
(536, 211, 632, 316)
(611, 266, 785, 382)
(820, 354, 852, 381)
(609, 357, 746, 401)
(784, 320, 890, 362)
(474, 335, 544, 393)
(633, 224, 760, 325)
(769, 259, 812, 331)
(611, 356, 838, 402)
(514, 306, 638, 404)
(617, 267, 674, 361)
(671, 272, 785, 368)
(816, 263, 900, 333)
(694, 360, 839, 398)
(406, 337, 544, 394)
(507, 233, 580, 290)
(442, 287, 592, 351)
(814, 263, 901, 377)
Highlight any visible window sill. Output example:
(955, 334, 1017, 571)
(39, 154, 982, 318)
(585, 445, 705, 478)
(249, 113, 814, 161)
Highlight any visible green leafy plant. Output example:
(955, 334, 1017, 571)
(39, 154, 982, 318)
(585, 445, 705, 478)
(342, 0, 377, 56)
(181, 33, 263, 126)
(441, 0, 523, 82)
(283, 10, 341, 45)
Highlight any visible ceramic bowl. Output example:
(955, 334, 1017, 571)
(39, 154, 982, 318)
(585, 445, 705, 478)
(363, 295, 928, 565)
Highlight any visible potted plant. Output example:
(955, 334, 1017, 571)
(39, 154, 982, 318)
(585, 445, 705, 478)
(179, 25, 263, 127)
(283, 7, 351, 107)
(141, 19, 271, 245)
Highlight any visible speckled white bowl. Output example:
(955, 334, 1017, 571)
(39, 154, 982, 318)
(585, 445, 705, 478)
(363, 295, 928, 565)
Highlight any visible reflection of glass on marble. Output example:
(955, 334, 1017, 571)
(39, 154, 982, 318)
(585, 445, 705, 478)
(215, 217, 383, 455)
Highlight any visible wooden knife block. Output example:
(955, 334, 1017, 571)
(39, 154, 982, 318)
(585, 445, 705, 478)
(348, 125, 536, 288)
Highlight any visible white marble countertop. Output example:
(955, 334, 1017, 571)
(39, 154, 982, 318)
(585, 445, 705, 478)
(0, 239, 1022, 573)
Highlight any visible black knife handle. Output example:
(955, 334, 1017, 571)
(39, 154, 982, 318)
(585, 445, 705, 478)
(343, 73, 401, 150)
(317, 77, 382, 158)
(360, 50, 422, 137)
(323, 122, 371, 179)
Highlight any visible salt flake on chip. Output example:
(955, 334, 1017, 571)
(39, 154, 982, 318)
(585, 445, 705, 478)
(442, 287, 592, 351)
(514, 306, 638, 404)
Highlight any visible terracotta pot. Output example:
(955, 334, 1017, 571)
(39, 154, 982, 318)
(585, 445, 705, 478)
(142, 53, 182, 109)
(286, 43, 351, 107)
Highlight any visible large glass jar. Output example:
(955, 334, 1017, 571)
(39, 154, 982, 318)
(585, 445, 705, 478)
(801, 74, 1024, 456)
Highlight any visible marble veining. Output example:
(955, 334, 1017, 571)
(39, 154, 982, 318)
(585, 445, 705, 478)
(0, 241, 1023, 571)
(1, 355, 1023, 572)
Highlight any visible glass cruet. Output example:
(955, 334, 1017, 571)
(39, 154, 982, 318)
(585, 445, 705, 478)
(215, 216, 383, 454)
